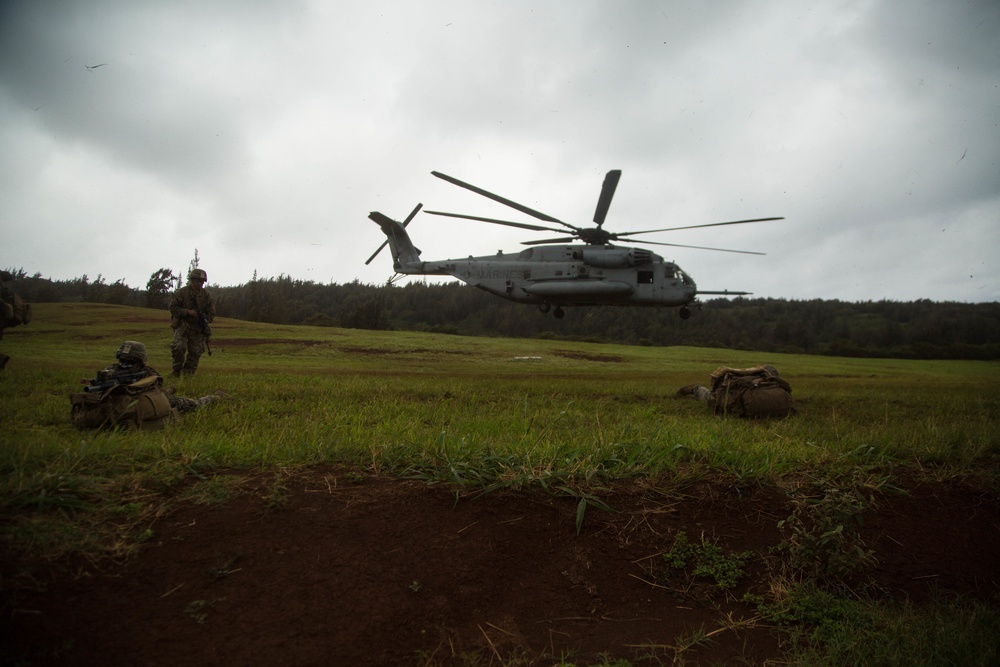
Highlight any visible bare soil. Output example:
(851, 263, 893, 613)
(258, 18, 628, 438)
(4, 468, 999, 666)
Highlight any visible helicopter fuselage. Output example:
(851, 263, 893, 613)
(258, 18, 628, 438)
(366, 167, 776, 319)
(398, 243, 698, 309)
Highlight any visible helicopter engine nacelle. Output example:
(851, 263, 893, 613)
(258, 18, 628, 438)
(575, 247, 653, 269)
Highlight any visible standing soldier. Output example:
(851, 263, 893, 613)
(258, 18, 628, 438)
(1, 269, 32, 370)
(169, 268, 215, 377)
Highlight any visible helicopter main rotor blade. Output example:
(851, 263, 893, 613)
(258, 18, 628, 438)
(521, 236, 581, 246)
(431, 171, 574, 229)
(592, 169, 621, 228)
(637, 239, 766, 255)
(618, 216, 784, 237)
(365, 203, 423, 265)
(424, 210, 566, 233)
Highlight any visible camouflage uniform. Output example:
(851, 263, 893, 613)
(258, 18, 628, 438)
(169, 269, 215, 376)
(677, 383, 711, 401)
(1, 270, 15, 369)
(168, 393, 220, 414)
(95, 341, 222, 414)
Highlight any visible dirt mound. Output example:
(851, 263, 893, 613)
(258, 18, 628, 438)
(6, 469, 999, 666)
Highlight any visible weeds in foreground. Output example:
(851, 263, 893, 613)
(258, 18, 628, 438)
(416, 644, 633, 667)
(262, 471, 289, 510)
(662, 531, 754, 592)
(404, 442, 617, 534)
(206, 553, 243, 581)
(625, 611, 770, 666)
(179, 475, 245, 505)
(757, 585, 1000, 667)
(777, 475, 878, 582)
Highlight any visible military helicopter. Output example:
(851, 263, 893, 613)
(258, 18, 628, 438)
(367, 170, 782, 319)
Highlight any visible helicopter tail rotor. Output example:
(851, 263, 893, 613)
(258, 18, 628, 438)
(365, 203, 422, 265)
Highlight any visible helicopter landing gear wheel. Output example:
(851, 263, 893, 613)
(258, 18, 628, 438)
(538, 303, 551, 314)
(679, 306, 691, 320)
(553, 307, 565, 319)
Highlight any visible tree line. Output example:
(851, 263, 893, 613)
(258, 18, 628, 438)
(5, 267, 999, 360)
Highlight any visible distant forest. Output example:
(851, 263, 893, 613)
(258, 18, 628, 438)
(6, 268, 999, 360)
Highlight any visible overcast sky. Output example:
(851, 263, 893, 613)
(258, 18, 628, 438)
(2, 0, 998, 304)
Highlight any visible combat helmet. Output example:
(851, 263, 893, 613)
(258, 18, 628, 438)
(116, 341, 148, 365)
(188, 268, 208, 283)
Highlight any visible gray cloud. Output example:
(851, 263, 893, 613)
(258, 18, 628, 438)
(2, 0, 997, 302)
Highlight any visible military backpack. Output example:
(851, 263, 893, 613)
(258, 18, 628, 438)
(70, 375, 174, 430)
(709, 365, 796, 419)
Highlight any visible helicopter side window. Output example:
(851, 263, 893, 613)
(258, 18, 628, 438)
(638, 270, 654, 284)
(665, 266, 676, 280)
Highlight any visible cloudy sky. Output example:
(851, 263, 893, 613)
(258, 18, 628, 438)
(2, 0, 998, 304)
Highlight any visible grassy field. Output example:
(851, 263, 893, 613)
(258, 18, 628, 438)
(2, 303, 999, 665)
(4, 303, 998, 480)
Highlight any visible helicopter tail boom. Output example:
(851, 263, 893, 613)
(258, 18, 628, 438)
(368, 211, 422, 271)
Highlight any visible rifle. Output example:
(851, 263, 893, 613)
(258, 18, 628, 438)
(83, 369, 154, 393)
(192, 294, 213, 356)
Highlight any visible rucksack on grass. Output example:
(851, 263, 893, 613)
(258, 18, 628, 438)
(709, 365, 795, 419)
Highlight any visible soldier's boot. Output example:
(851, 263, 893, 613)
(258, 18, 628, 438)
(170, 396, 200, 413)
(170, 345, 186, 377)
(182, 354, 201, 376)
(197, 394, 219, 408)
(170, 393, 222, 414)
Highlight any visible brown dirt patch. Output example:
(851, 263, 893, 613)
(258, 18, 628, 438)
(121, 316, 167, 324)
(552, 350, 626, 363)
(338, 346, 475, 357)
(2, 329, 65, 336)
(214, 338, 330, 347)
(5, 470, 999, 666)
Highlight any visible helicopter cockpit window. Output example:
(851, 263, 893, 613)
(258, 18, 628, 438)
(665, 266, 677, 280)
(638, 270, 654, 284)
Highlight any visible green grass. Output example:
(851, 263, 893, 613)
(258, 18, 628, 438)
(765, 585, 1000, 666)
(3, 302, 998, 550)
(661, 530, 754, 590)
(2, 303, 999, 666)
(5, 304, 998, 483)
